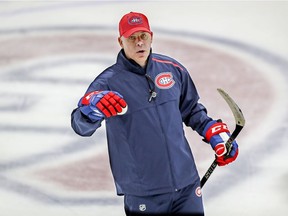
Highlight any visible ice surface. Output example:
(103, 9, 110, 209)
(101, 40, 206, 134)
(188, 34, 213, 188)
(0, 1, 287, 216)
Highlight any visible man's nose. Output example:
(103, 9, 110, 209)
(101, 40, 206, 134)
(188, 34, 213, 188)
(136, 40, 144, 46)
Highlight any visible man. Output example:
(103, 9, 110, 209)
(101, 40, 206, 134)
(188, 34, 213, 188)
(71, 12, 238, 216)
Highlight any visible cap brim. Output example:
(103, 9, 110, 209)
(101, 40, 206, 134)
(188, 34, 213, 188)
(122, 27, 152, 38)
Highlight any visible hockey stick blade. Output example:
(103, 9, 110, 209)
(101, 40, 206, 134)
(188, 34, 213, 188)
(200, 88, 245, 188)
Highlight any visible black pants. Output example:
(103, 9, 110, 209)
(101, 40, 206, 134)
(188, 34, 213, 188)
(124, 183, 204, 216)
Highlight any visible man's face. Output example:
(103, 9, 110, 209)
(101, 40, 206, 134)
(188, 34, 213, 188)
(118, 31, 153, 68)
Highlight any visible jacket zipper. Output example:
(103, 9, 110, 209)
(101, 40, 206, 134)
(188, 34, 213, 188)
(144, 73, 178, 191)
(145, 74, 157, 102)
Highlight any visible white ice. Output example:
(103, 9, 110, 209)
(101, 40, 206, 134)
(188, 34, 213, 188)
(0, 1, 287, 216)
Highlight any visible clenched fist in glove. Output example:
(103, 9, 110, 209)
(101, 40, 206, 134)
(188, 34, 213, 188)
(78, 91, 127, 122)
(202, 120, 238, 166)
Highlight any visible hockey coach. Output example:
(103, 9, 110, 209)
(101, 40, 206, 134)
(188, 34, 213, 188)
(71, 11, 239, 216)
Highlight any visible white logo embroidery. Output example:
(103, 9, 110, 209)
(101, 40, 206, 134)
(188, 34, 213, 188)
(155, 72, 175, 89)
(139, 204, 146, 211)
(195, 186, 202, 197)
(129, 16, 143, 25)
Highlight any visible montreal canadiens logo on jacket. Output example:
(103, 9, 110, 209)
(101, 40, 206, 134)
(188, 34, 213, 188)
(155, 72, 175, 89)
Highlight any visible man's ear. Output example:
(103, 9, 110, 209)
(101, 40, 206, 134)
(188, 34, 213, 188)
(118, 37, 123, 48)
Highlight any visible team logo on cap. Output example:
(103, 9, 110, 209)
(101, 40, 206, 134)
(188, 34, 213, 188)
(128, 16, 143, 25)
(155, 72, 175, 89)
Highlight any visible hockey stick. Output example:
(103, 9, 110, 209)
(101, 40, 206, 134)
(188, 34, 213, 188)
(200, 88, 245, 188)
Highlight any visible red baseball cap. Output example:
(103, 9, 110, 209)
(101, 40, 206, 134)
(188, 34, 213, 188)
(119, 12, 152, 38)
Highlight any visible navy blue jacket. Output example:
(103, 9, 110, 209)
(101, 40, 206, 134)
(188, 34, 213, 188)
(71, 50, 212, 196)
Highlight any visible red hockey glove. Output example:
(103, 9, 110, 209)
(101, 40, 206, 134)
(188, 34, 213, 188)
(202, 120, 239, 166)
(78, 91, 127, 121)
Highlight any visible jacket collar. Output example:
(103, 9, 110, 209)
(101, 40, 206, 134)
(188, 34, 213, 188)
(116, 49, 152, 75)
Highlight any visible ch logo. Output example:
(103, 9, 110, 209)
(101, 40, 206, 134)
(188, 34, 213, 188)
(129, 16, 143, 25)
(139, 204, 146, 211)
(155, 72, 175, 89)
(195, 186, 202, 197)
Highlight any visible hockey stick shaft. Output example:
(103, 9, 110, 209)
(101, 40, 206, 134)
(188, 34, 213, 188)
(200, 124, 243, 187)
(200, 89, 245, 188)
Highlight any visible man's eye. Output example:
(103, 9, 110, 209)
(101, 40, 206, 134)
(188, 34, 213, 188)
(140, 34, 148, 40)
(128, 36, 136, 41)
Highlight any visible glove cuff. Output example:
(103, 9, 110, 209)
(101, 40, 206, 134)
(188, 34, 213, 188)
(79, 105, 104, 122)
(203, 121, 229, 142)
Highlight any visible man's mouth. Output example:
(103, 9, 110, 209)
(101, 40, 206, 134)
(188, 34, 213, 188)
(137, 50, 145, 53)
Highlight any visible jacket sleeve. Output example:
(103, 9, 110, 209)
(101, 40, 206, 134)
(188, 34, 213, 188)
(179, 68, 213, 135)
(71, 108, 103, 137)
(70, 75, 108, 137)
